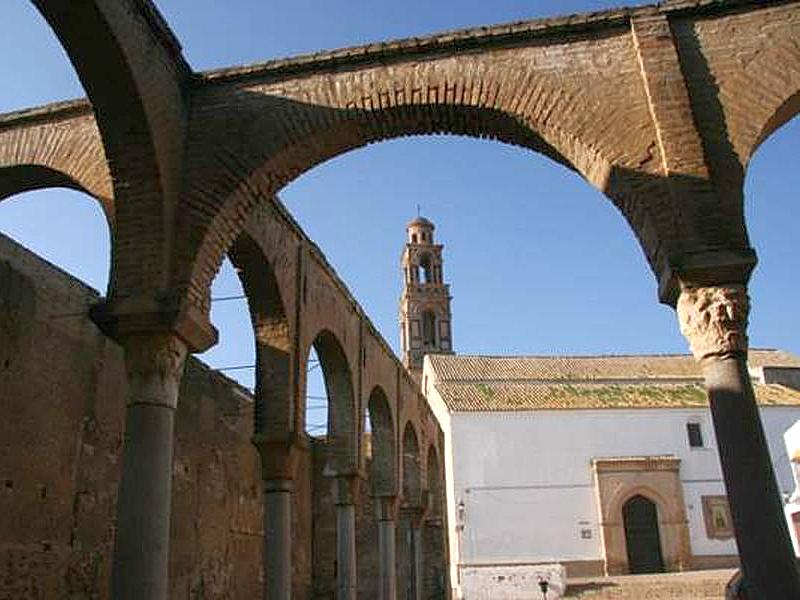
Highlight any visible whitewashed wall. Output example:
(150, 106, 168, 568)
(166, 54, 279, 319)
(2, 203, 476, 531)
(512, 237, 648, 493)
(782, 420, 800, 555)
(432, 401, 800, 571)
(425, 373, 463, 598)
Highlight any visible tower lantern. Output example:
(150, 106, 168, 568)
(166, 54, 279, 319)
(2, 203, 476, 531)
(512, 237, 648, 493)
(399, 216, 453, 377)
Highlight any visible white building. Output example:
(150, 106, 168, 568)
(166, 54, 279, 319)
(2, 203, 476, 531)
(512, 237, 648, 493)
(394, 217, 800, 596)
(421, 351, 800, 596)
(782, 420, 800, 555)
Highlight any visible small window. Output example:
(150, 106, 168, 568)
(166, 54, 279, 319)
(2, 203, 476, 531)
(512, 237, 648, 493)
(411, 234, 417, 243)
(687, 422, 704, 448)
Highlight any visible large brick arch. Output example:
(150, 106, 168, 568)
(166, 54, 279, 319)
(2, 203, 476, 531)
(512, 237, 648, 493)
(175, 26, 662, 314)
(650, 2, 800, 285)
(29, 0, 194, 316)
(678, 3, 800, 169)
(5, 1, 794, 333)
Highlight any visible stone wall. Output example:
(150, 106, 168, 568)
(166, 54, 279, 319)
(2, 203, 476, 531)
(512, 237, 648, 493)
(0, 234, 264, 598)
(0, 233, 388, 599)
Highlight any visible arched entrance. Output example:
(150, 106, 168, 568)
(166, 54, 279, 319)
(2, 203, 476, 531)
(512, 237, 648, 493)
(623, 495, 664, 574)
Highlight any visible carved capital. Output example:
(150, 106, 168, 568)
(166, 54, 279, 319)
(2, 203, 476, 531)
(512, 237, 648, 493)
(122, 334, 188, 408)
(334, 474, 362, 506)
(400, 502, 428, 527)
(374, 494, 399, 522)
(677, 285, 749, 361)
(252, 434, 307, 481)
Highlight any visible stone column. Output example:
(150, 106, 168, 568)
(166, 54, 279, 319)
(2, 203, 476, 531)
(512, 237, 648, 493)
(264, 479, 292, 599)
(412, 518, 423, 600)
(335, 474, 360, 600)
(400, 506, 426, 600)
(254, 437, 303, 600)
(677, 284, 800, 599)
(111, 333, 187, 600)
(423, 515, 446, 600)
(375, 495, 399, 600)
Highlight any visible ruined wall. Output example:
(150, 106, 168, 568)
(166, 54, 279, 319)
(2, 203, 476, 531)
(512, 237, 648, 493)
(0, 232, 429, 599)
(0, 234, 263, 598)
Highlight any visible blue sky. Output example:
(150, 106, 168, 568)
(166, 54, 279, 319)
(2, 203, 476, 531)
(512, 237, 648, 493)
(1, 2, 798, 430)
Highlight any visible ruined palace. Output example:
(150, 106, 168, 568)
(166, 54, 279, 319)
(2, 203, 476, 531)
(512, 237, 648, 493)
(2, 1, 800, 599)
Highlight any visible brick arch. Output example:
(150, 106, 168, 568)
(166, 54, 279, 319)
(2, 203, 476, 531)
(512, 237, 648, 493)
(425, 444, 443, 520)
(178, 38, 659, 314)
(367, 385, 397, 496)
(227, 231, 293, 436)
(0, 111, 117, 295)
(0, 108, 113, 218)
(307, 328, 358, 473)
(688, 5, 800, 170)
(751, 90, 800, 166)
(402, 421, 422, 507)
(30, 0, 192, 310)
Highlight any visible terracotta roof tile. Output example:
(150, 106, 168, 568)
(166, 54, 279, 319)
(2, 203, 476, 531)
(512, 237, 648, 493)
(428, 350, 800, 383)
(434, 382, 800, 411)
(427, 350, 800, 411)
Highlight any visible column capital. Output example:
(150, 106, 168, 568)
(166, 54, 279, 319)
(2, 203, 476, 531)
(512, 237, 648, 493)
(121, 333, 187, 409)
(335, 473, 363, 506)
(424, 515, 444, 528)
(677, 284, 749, 362)
(263, 478, 293, 493)
(373, 495, 399, 521)
(400, 504, 428, 527)
(252, 433, 307, 481)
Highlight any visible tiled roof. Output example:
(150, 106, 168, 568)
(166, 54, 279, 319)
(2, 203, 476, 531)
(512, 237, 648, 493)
(427, 350, 800, 411)
(427, 350, 800, 383)
(434, 382, 800, 411)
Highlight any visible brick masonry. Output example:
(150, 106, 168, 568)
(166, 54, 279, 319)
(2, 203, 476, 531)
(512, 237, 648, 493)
(0, 228, 447, 597)
(0, 1, 796, 331)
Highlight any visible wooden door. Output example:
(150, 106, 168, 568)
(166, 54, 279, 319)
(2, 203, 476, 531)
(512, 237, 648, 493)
(623, 495, 665, 574)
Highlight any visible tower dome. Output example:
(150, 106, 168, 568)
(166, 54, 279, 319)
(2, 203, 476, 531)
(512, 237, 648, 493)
(406, 216, 435, 244)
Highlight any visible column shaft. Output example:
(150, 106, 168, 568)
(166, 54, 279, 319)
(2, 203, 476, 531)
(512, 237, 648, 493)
(264, 479, 293, 600)
(703, 356, 800, 599)
(677, 285, 800, 599)
(336, 476, 359, 600)
(337, 503, 357, 600)
(111, 334, 186, 600)
(376, 496, 398, 600)
(378, 519, 397, 600)
(423, 521, 445, 600)
(412, 524, 423, 600)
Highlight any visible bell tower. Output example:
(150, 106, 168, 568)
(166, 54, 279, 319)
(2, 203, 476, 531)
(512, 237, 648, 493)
(399, 216, 453, 377)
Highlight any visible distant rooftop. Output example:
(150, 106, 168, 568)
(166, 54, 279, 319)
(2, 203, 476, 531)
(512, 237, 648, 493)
(427, 350, 800, 411)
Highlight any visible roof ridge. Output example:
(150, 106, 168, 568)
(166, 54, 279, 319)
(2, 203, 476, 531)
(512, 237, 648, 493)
(433, 352, 694, 359)
(431, 348, 789, 360)
(438, 378, 705, 384)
